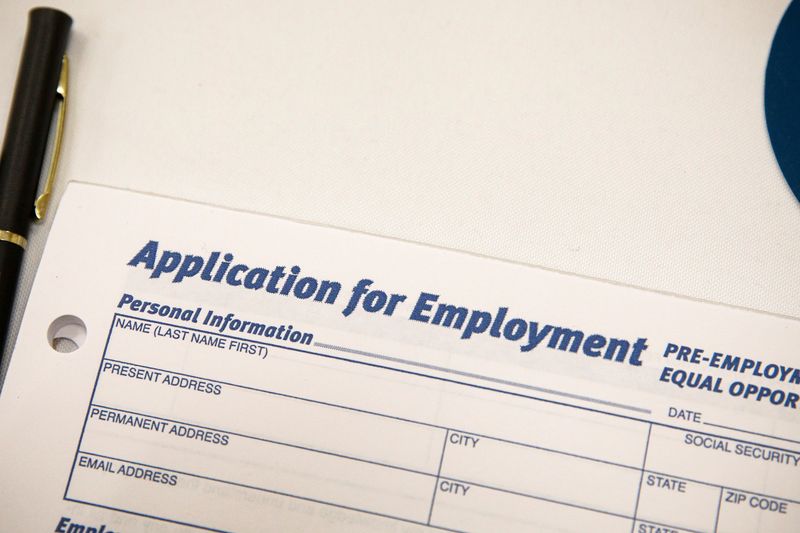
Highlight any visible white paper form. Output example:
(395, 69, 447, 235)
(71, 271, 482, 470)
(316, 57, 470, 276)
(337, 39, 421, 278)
(0, 183, 798, 533)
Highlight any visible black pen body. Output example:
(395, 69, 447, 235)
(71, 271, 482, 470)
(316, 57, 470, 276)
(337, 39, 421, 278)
(0, 243, 23, 350)
(0, 8, 72, 354)
(0, 8, 72, 235)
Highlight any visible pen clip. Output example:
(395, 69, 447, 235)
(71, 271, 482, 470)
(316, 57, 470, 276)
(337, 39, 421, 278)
(34, 54, 68, 221)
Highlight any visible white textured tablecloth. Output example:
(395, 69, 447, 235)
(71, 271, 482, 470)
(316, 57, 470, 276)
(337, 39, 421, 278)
(1, 0, 798, 382)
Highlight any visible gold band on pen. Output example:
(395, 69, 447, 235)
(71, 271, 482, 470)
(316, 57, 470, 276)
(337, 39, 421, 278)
(0, 230, 27, 249)
(0, 56, 67, 254)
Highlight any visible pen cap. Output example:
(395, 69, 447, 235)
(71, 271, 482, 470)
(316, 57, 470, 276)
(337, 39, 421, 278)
(0, 8, 72, 235)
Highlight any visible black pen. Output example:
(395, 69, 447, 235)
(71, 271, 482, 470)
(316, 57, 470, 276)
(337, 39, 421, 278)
(0, 8, 72, 359)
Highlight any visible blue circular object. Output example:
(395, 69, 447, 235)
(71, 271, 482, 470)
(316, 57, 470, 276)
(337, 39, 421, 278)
(765, 0, 800, 204)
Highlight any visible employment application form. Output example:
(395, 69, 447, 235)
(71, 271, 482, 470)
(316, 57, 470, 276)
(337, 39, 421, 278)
(0, 183, 798, 532)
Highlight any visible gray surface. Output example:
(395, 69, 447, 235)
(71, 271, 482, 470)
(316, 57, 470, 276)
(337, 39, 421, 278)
(1, 0, 799, 385)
